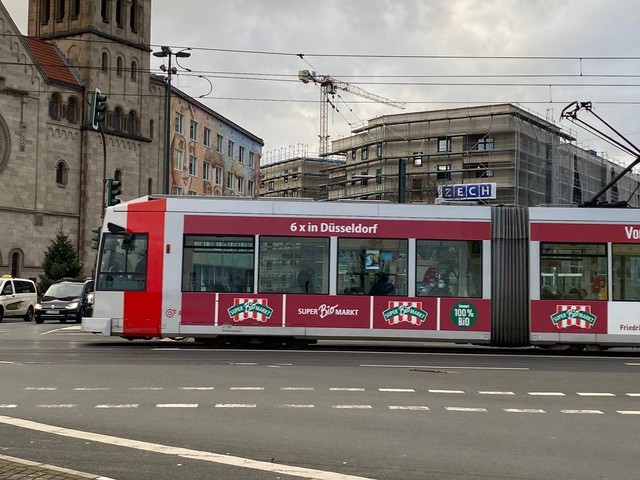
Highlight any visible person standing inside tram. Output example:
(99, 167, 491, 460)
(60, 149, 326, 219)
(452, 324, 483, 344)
(369, 273, 396, 295)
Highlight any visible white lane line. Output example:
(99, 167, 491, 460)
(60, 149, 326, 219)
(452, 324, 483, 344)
(618, 410, 640, 415)
(74, 387, 110, 391)
(0, 361, 21, 365)
(276, 404, 315, 409)
(528, 392, 566, 396)
(332, 405, 372, 409)
(0, 416, 375, 480)
(626, 393, 640, 397)
(229, 387, 264, 391)
(37, 404, 77, 408)
(361, 364, 529, 371)
(95, 404, 139, 409)
(503, 408, 546, 414)
(0, 405, 17, 408)
(625, 363, 640, 366)
(479, 391, 515, 395)
(389, 406, 430, 411)
(446, 407, 488, 412)
(577, 392, 616, 397)
(330, 388, 365, 392)
(231, 363, 258, 366)
(280, 387, 315, 391)
(428, 389, 464, 394)
(561, 410, 604, 414)
(215, 404, 256, 408)
(156, 404, 198, 408)
(378, 388, 415, 393)
(179, 387, 215, 391)
(130, 387, 163, 391)
(25, 387, 57, 391)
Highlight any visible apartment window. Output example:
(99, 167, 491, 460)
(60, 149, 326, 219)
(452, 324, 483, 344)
(203, 127, 211, 148)
(249, 152, 256, 168)
(237, 177, 245, 194)
(190, 120, 198, 142)
(239, 146, 245, 164)
(217, 134, 223, 153)
(188, 190, 197, 196)
(268, 181, 274, 191)
(175, 112, 184, 134)
(437, 164, 452, 180)
(227, 172, 234, 192)
(172, 186, 182, 195)
(189, 156, 198, 176)
(361, 146, 369, 161)
(438, 137, 452, 153)
(376, 143, 383, 157)
(203, 161, 211, 181)
(215, 166, 223, 185)
(477, 136, 494, 151)
(173, 149, 183, 171)
(228, 140, 234, 158)
(248, 180, 254, 196)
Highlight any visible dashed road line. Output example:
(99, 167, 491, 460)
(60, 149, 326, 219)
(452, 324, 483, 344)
(156, 404, 198, 408)
(37, 404, 78, 408)
(276, 404, 315, 409)
(626, 393, 640, 397)
(577, 392, 616, 397)
(95, 404, 139, 409)
(561, 410, 604, 414)
(330, 388, 365, 392)
(332, 405, 372, 409)
(230, 387, 264, 391)
(446, 407, 488, 412)
(0, 405, 17, 408)
(180, 387, 215, 390)
(378, 388, 415, 393)
(479, 391, 515, 395)
(528, 392, 566, 396)
(617, 410, 640, 415)
(74, 387, 110, 391)
(130, 387, 163, 391)
(503, 408, 546, 414)
(428, 389, 464, 394)
(388, 405, 430, 411)
(215, 404, 256, 408)
(280, 387, 315, 391)
(25, 387, 57, 391)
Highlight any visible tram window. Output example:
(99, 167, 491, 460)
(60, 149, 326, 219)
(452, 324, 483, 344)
(97, 233, 148, 291)
(612, 244, 640, 301)
(258, 237, 329, 294)
(337, 238, 407, 295)
(182, 235, 254, 292)
(540, 243, 607, 300)
(416, 240, 482, 298)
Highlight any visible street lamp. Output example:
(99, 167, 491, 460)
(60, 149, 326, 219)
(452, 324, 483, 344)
(153, 46, 191, 194)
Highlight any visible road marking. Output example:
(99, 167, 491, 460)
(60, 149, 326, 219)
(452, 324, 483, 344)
(378, 388, 415, 393)
(330, 388, 365, 392)
(479, 391, 515, 395)
(231, 363, 258, 366)
(230, 387, 264, 391)
(388, 406, 430, 411)
(503, 408, 546, 414)
(156, 404, 198, 408)
(74, 387, 110, 391)
(618, 410, 640, 415)
(0, 405, 17, 408)
(360, 364, 529, 371)
(280, 387, 315, 391)
(0, 416, 375, 480)
(130, 387, 163, 391)
(95, 404, 139, 409)
(561, 410, 604, 414)
(528, 392, 566, 396)
(37, 404, 77, 408)
(41, 326, 82, 335)
(625, 363, 640, 366)
(0, 361, 21, 365)
(179, 387, 215, 390)
(577, 392, 615, 397)
(25, 387, 57, 391)
(215, 404, 256, 408)
(0, 453, 116, 480)
(276, 404, 315, 409)
(428, 389, 464, 394)
(626, 393, 640, 397)
(446, 407, 488, 412)
(332, 405, 372, 409)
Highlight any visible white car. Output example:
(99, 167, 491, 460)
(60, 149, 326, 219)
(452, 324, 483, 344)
(0, 275, 38, 322)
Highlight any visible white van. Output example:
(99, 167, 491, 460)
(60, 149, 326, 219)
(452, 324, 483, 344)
(0, 275, 38, 322)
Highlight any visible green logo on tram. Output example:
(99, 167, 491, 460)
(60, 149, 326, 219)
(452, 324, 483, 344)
(450, 302, 477, 329)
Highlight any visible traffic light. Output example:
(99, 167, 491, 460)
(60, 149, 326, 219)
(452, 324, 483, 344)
(88, 88, 107, 129)
(91, 227, 101, 250)
(106, 178, 122, 206)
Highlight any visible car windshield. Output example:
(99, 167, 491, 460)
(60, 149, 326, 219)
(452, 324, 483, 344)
(45, 283, 84, 298)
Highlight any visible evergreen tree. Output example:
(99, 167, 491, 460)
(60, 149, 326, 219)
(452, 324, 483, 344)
(38, 231, 83, 294)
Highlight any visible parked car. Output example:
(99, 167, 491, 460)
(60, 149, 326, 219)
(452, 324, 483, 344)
(35, 278, 94, 324)
(0, 275, 38, 322)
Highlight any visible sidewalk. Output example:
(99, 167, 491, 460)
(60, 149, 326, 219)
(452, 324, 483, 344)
(0, 454, 114, 480)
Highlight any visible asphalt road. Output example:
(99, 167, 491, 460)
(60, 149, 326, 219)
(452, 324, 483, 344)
(1, 319, 639, 480)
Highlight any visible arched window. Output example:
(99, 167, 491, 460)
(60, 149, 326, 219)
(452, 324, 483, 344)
(55, 0, 65, 21)
(101, 52, 109, 72)
(65, 96, 77, 123)
(116, 56, 123, 77)
(115, 0, 123, 27)
(55, 160, 68, 186)
(112, 107, 123, 131)
(130, 0, 138, 31)
(101, 0, 110, 22)
(149, 119, 154, 139)
(127, 111, 137, 134)
(41, 0, 51, 24)
(130, 60, 138, 82)
(49, 93, 61, 120)
(11, 251, 21, 278)
(71, 0, 80, 19)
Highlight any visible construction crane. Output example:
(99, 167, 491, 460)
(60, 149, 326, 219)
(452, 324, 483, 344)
(298, 70, 405, 156)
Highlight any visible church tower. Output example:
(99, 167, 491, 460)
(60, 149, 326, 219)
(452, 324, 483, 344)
(26, 0, 162, 272)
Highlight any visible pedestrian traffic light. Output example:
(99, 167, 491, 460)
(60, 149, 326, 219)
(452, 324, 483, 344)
(88, 88, 107, 129)
(91, 227, 101, 250)
(106, 178, 122, 206)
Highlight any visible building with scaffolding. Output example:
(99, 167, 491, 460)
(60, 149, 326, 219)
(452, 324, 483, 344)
(323, 103, 640, 207)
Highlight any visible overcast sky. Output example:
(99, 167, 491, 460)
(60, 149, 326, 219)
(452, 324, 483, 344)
(4, 0, 640, 166)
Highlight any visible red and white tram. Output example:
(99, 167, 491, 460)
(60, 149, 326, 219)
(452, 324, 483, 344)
(83, 195, 640, 350)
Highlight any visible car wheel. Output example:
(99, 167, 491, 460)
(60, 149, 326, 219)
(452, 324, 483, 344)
(23, 306, 34, 322)
(75, 307, 84, 324)
(35, 316, 44, 324)
(0, 307, 3, 323)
